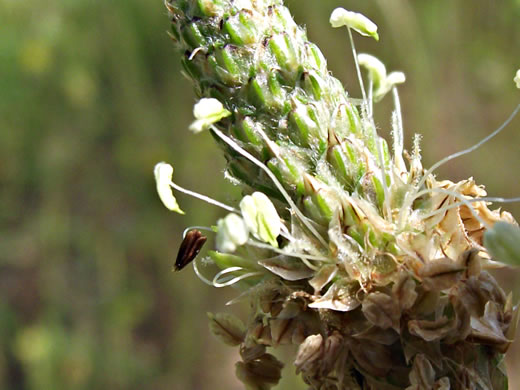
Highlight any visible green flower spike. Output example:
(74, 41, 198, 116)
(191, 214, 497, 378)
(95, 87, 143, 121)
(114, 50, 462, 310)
(153, 162, 184, 214)
(216, 213, 249, 253)
(189, 98, 231, 133)
(484, 221, 520, 266)
(329, 8, 379, 41)
(515, 69, 520, 89)
(239, 192, 281, 248)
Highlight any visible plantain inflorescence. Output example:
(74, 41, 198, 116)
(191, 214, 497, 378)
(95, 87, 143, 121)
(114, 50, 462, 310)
(155, 1, 520, 389)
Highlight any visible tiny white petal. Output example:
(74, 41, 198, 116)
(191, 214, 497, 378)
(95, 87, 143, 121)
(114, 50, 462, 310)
(386, 71, 406, 85)
(329, 8, 379, 41)
(193, 98, 225, 119)
(358, 53, 387, 88)
(188, 119, 206, 133)
(153, 162, 184, 214)
(190, 98, 231, 133)
(357, 53, 406, 102)
(216, 213, 249, 253)
(515, 69, 520, 89)
(233, 0, 252, 11)
(240, 192, 281, 247)
(239, 195, 258, 233)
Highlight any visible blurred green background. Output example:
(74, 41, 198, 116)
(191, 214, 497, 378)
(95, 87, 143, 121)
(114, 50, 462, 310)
(1, 0, 519, 389)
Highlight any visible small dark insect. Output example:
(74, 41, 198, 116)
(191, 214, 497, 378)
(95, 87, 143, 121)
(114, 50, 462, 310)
(174, 229, 207, 271)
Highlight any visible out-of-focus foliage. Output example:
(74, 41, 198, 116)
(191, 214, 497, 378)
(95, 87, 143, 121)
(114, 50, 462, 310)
(0, 0, 519, 389)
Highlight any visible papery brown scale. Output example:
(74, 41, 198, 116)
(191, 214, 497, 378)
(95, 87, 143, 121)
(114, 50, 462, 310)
(408, 316, 454, 342)
(294, 334, 324, 374)
(418, 257, 465, 291)
(236, 353, 284, 389)
(240, 344, 267, 362)
(320, 331, 344, 375)
(469, 301, 509, 349)
(392, 273, 418, 311)
(352, 325, 400, 346)
(362, 291, 401, 330)
(458, 248, 482, 277)
(444, 297, 471, 343)
(270, 318, 293, 346)
(207, 312, 246, 346)
(406, 354, 436, 390)
(348, 338, 395, 377)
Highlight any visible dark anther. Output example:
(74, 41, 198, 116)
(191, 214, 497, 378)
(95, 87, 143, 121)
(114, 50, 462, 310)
(175, 229, 207, 271)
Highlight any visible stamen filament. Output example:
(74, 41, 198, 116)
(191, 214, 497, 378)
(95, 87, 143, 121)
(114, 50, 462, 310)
(183, 226, 214, 239)
(210, 126, 328, 247)
(212, 266, 263, 288)
(347, 27, 368, 107)
(417, 103, 520, 193)
(169, 180, 238, 213)
(192, 257, 215, 287)
(422, 195, 520, 220)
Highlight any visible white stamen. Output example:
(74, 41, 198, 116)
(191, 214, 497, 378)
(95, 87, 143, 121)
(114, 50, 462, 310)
(210, 126, 328, 247)
(183, 226, 214, 239)
(400, 103, 520, 228)
(411, 187, 490, 229)
(392, 86, 406, 173)
(422, 195, 520, 221)
(192, 257, 215, 287)
(169, 180, 237, 213)
(212, 266, 263, 288)
(347, 27, 368, 110)
(417, 103, 520, 193)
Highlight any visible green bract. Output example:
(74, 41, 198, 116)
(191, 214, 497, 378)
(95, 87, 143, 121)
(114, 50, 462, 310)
(153, 162, 184, 214)
(239, 192, 281, 247)
(484, 221, 520, 266)
(329, 8, 379, 41)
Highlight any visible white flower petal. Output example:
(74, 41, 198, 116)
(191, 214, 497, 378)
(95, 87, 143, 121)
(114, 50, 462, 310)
(193, 98, 225, 119)
(190, 98, 231, 133)
(153, 162, 184, 214)
(358, 53, 387, 89)
(330, 8, 379, 41)
(216, 213, 249, 253)
(515, 69, 520, 89)
(239, 192, 281, 247)
(386, 71, 406, 86)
